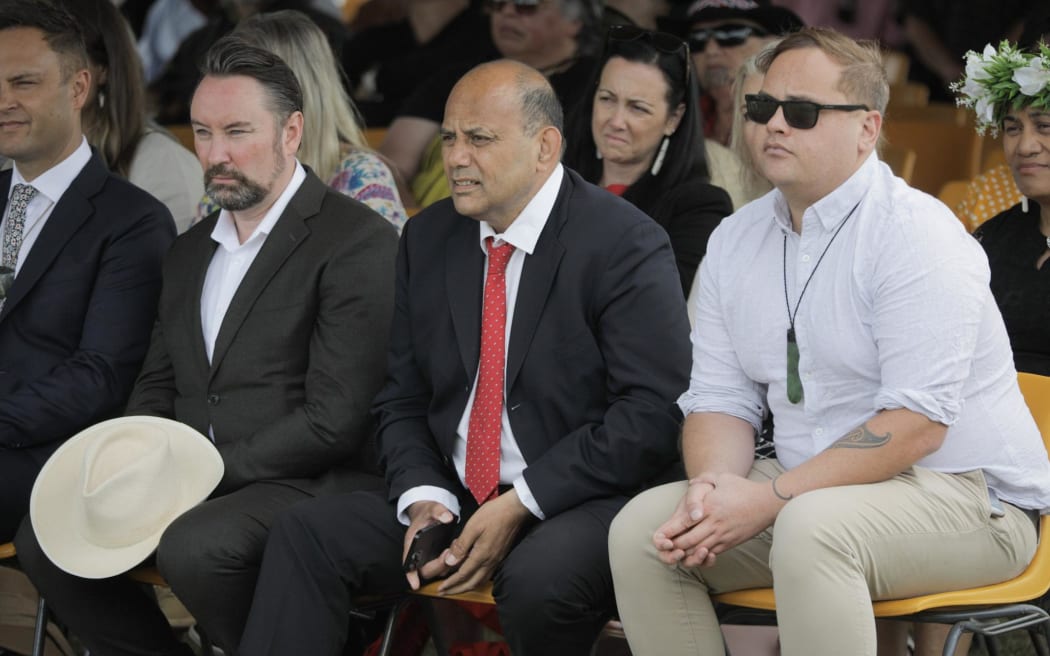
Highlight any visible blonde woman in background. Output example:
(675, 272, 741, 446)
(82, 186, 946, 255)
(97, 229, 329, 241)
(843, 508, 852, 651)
(58, 0, 203, 233)
(729, 47, 775, 203)
(197, 10, 407, 230)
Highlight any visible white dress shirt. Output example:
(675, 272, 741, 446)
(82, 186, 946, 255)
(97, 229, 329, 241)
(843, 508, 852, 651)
(2, 138, 92, 275)
(680, 152, 1050, 510)
(396, 164, 565, 524)
(200, 162, 306, 362)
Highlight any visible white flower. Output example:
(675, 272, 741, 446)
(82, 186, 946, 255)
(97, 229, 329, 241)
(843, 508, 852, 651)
(974, 94, 996, 126)
(1014, 58, 1050, 96)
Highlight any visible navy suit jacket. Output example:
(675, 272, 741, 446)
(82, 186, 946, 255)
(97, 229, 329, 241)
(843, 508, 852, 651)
(0, 151, 175, 453)
(375, 168, 692, 517)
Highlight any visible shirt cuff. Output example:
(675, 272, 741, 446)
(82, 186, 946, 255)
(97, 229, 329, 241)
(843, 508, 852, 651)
(396, 486, 462, 526)
(513, 477, 546, 520)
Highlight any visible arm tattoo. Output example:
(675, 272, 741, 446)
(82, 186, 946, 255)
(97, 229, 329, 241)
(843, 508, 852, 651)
(831, 424, 891, 449)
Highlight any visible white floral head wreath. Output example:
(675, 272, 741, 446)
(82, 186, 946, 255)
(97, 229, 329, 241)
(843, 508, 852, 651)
(952, 40, 1050, 136)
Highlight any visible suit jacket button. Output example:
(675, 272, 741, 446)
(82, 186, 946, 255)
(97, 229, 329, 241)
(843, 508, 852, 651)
(207, 393, 220, 406)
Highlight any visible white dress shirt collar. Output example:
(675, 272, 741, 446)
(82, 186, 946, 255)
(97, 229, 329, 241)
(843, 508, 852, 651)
(210, 161, 307, 251)
(477, 164, 564, 254)
(9, 137, 92, 205)
(771, 152, 878, 235)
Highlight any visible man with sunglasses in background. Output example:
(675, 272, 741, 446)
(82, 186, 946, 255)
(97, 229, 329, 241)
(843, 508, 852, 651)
(682, 0, 802, 146)
(609, 27, 1050, 656)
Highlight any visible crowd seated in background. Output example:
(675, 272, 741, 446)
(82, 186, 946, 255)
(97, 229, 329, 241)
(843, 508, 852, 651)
(380, 0, 603, 209)
(58, 0, 203, 233)
(563, 24, 731, 295)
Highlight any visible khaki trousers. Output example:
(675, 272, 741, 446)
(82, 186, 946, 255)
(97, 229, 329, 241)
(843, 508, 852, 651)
(609, 460, 1038, 656)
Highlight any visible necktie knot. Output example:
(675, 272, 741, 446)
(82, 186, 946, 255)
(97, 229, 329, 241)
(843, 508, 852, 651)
(486, 237, 515, 275)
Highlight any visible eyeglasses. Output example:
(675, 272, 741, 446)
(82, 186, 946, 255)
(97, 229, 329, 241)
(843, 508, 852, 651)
(744, 93, 869, 130)
(687, 24, 766, 52)
(0, 266, 13, 301)
(607, 24, 689, 56)
(483, 0, 548, 15)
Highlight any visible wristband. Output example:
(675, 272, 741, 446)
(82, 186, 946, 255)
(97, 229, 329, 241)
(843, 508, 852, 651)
(771, 475, 794, 501)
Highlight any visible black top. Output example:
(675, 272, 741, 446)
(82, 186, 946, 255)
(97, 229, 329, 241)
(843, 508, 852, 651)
(974, 200, 1050, 376)
(640, 180, 732, 295)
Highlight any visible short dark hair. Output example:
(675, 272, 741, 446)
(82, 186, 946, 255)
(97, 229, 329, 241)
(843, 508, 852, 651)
(199, 35, 303, 124)
(0, 0, 87, 78)
(519, 71, 564, 137)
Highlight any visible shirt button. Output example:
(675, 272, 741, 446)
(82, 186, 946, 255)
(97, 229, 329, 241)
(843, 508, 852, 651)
(207, 393, 220, 406)
(801, 254, 811, 263)
(815, 427, 824, 436)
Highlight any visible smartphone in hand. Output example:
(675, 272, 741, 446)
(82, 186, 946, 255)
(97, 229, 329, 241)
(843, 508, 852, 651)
(403, 521, 457, 573)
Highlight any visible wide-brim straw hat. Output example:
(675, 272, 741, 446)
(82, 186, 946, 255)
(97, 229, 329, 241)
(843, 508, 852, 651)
(30, 416, 223, 579)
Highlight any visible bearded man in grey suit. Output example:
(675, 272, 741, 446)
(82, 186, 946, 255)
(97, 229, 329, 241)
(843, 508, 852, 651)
(16, 35, 398, 656)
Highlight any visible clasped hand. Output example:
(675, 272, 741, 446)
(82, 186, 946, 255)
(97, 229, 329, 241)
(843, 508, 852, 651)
(652, 472, 781, 568)
(403, 491, 531, 594)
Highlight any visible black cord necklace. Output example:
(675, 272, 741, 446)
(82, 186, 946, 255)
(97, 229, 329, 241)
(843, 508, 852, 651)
(782, 200, 862, 404)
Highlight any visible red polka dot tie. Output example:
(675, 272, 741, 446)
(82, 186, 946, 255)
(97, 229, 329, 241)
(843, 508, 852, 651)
(465, 237, 515, 505)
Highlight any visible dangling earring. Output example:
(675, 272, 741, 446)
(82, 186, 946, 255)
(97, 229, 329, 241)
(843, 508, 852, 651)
(98, 89, 106, 109)
(1022, 196, 1030, 213)
(650, 136, 669, 176)
(595, 147, 602, 160)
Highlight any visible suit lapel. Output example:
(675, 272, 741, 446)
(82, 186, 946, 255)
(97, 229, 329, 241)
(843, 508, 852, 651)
(0, 154, 107, 323)
(207, 172, 320, 379)
(183, 222, 219, 375)
(505, 177, 570, 391)
(446, 224, 484, 382)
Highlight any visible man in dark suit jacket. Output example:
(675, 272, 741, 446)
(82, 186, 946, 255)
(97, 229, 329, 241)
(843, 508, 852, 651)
(15, 37, 397, 656)
(240, 59, 691, 656)
(0, 1, 175, 542)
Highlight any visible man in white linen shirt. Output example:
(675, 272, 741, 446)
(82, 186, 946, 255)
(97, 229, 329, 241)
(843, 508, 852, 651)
(608, 27, 1050, 656)
(15, 35, 397, 656)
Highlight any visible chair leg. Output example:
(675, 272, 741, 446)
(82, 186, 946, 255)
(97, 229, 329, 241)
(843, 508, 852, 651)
(374, 599, 407, 656)
(31, 596, 47, 656)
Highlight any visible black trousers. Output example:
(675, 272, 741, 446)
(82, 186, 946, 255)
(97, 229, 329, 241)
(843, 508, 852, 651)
(0, 444, 56, 542)
(13, 480, 333, 655)
(239, 488, 626, 656)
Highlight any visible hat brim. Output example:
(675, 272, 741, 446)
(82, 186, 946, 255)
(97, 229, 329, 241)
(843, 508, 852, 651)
(30, 416, 223, 580)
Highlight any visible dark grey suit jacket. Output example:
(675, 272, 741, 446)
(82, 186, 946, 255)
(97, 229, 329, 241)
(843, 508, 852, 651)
(127, 170, 398, 497)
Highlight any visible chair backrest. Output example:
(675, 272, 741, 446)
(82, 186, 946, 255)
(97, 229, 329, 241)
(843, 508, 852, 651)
(363, 127, 388, 151)
(881, 143, 916, 183)
(1018, 373, 1050, 450)
(887, 82, 930, 111)
(882, 107, 983, 196)
(937, 179, 971, 230)
(166, 124, 196, 152)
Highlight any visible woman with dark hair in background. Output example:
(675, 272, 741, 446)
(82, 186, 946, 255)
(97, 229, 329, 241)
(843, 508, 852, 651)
(56, 0, 203, 233)
(564, 25, 732, 295)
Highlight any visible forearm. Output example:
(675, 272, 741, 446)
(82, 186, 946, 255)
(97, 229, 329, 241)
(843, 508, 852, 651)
(772, 408, 946, 499)
(681, 411, 756, 480)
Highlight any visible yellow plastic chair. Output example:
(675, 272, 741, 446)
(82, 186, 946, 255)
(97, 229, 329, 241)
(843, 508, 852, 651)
(881, 143, 917, 184)
(937, 180, 972, 232)
(714, 372, 1050, 656)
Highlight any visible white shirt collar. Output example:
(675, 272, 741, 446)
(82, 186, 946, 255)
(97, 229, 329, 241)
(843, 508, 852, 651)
(771, 151, 878, 235)
(478, 164, 564, 255)
(211, 161, 307, 252)
(9, 137, 92, 205)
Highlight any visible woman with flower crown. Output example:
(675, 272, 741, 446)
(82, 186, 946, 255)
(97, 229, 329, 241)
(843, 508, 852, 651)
(955, 21, 1050, 377)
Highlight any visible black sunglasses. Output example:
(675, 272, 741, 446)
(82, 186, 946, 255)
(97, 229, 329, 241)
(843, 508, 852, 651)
(0, 266, 13, 301)
(483, 0, 547, 15)
(607, 24, 689, 56)
(744, 93, 869, 130)
(688, 24, 766, 51)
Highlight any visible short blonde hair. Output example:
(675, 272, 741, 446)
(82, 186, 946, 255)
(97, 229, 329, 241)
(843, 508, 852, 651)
(757, 27, 888, 115)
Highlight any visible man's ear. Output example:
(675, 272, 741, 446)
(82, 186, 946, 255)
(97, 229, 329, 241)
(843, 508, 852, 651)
(283, 110, 304, 156)
(859, 109, 882, 154)
(70, 68, 90, 112)
(536, 126, 562, 168)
